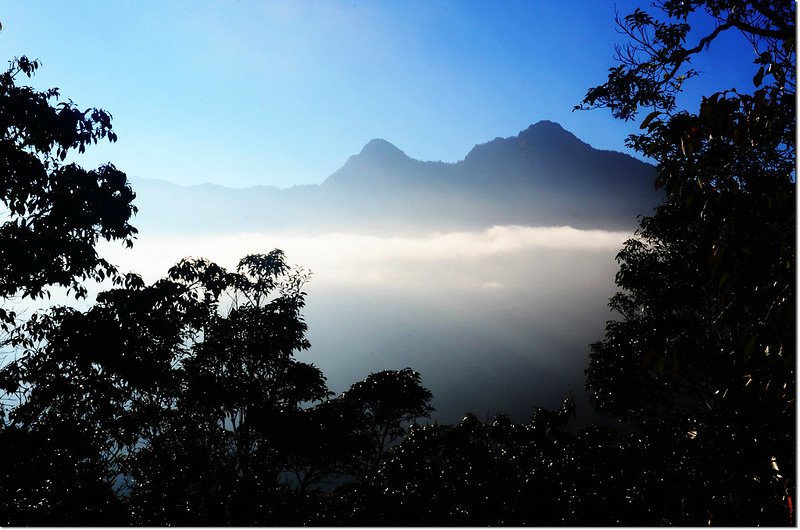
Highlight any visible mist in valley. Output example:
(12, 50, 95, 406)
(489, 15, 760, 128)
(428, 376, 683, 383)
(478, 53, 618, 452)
(13, 122, 653, 425)
(87, 123, 656, 425)
(96, 223, 631, 425)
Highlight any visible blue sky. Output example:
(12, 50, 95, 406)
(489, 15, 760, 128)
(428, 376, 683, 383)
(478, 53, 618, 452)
(2, 1, 756, 188)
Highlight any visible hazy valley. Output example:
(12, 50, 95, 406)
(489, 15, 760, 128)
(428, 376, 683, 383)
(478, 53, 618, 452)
(106, 121, 660, 423)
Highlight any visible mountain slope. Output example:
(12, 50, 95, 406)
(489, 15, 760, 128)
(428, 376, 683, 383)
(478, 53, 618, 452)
(130, 121, 660, 234)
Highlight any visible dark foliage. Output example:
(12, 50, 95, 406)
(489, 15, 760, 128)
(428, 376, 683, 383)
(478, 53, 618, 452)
(580, 0, 795, 525)
(0, 57, 137, 327)
(0, 249, 435, 525)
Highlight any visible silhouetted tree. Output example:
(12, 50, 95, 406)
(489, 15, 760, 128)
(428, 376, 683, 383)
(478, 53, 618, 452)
(0, 246, 438, 525)
(580, 0, 795, 524)
(0, 53, 137, 525)
(0, 56, 136, 326)
(337, 368, 434, 470)
(105, 252, 330, 525)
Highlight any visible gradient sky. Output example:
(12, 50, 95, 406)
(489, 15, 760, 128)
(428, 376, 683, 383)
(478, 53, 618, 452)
(2, 1, 756, 188)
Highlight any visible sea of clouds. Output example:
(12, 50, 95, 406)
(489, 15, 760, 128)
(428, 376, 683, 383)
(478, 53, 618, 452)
(2, 225, 631, 424)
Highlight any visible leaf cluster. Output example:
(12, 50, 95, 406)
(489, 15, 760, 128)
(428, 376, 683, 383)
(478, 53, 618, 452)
(0, 56, 137, 326)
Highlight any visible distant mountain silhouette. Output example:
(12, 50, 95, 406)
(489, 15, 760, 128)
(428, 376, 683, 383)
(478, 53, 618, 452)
(131, 121, 660, 234)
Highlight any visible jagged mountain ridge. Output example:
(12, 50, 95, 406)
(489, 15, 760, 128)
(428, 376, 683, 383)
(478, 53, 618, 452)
(130, 120, 660, 234)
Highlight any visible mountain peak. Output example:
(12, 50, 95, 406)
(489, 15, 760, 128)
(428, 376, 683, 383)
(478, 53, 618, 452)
(322, 138, 413, 189)
(359, 138, 407, 161)
(525, 119, 565, 131)
(519, 120, 582, 143)
(512, 120, 592, 155)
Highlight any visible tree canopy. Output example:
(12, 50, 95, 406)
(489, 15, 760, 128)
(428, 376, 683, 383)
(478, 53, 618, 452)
(0, 56, 137, 322)
(581, 0, 795, 524)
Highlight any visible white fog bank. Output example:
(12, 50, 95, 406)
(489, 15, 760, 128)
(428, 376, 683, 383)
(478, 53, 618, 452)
(84, 224, 631, 423)
(99, 225, 630, 287)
